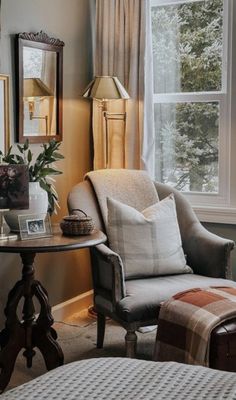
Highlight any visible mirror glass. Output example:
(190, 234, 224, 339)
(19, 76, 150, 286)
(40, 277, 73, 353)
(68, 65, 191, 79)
(16, 31, 64, 143)
(23, 47, 57, 137)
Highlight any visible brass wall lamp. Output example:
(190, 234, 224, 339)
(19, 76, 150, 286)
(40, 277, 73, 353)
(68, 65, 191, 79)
(24, 78, 53, 135)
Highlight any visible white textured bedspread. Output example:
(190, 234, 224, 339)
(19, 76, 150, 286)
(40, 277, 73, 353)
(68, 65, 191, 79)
(2, 357, 236, 400)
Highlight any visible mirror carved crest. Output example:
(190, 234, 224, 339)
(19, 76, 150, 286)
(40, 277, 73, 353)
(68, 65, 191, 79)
(16, 31, 64, 143)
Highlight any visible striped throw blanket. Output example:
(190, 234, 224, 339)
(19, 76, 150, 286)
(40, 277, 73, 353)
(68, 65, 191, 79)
(154, 286, 236, 366)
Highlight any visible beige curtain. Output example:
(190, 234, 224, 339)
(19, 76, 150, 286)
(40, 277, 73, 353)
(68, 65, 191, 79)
(94, 0, 146, 169)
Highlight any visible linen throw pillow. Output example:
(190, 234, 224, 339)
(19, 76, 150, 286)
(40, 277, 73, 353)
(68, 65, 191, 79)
(107, 194, 193, 279)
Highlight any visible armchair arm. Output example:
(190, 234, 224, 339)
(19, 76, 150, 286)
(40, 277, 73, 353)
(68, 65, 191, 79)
(90, 244, 126, 306)
(183, 221, 235, 279)
(155, 181, 234, 279)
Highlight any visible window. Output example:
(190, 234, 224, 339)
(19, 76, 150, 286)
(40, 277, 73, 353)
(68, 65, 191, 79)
(150, 0, 235, 223)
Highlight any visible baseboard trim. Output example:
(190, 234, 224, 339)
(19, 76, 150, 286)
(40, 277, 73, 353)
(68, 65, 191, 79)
(52, 290, 94, 321)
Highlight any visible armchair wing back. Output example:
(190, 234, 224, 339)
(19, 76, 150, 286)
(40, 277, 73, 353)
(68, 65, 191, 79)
(68, 169, 235, 358)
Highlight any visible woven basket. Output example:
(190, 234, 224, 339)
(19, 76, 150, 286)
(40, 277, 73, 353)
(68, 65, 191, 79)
(60, 209, 95, 236)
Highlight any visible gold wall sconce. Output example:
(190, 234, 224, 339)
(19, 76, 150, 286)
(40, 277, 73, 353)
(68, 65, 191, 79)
(24, 78, 53, 136)
(82, 76, 130, 167)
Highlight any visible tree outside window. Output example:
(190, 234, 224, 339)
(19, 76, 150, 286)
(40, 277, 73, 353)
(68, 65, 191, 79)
(151, 0, 223, 193)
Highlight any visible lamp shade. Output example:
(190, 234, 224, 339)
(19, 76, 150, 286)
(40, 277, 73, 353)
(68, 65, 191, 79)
(24, 78, 53, 98)
(82, 76, 130, 100)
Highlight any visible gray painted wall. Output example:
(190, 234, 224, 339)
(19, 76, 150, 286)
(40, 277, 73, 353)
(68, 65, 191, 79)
(0, 0, 94, 327)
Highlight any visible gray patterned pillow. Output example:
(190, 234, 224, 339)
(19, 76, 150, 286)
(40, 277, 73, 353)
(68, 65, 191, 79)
(107, 194, 193, 279)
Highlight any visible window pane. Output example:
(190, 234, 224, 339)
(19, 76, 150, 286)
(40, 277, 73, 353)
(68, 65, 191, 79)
(154, 102, 219, 193)
(151, 0, 223, 93)
(23, 47, 43, 78)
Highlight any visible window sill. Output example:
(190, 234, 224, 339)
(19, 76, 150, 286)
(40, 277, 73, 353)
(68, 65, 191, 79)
(193, 206, 236, 225)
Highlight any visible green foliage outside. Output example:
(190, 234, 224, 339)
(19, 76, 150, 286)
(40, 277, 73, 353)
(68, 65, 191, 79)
(152, 0, 223, 192)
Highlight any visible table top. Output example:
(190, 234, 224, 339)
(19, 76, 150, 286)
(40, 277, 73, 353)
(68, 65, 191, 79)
(0, 225, 107, 254)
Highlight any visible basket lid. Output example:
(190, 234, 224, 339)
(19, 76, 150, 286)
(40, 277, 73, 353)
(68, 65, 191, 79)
(63, 215, 92, 222)
(63, 208, 93, 223)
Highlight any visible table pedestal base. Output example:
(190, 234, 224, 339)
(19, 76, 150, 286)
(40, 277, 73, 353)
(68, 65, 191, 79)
(0, 252, 64, 392)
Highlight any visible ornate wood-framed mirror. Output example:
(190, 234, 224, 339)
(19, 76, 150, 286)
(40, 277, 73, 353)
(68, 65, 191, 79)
(16, 31, 64, 143)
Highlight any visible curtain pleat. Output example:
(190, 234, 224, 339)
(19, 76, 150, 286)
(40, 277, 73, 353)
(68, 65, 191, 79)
(93, 0, 147, 170)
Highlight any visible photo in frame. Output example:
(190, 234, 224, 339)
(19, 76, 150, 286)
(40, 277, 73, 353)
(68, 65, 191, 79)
(18, 212, 52, 240)
(0, 164, 29, 209)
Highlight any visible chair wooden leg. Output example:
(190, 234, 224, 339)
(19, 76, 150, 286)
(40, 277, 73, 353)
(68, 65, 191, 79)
(125, 330, 137, 358)
(97, 313, 106, 348)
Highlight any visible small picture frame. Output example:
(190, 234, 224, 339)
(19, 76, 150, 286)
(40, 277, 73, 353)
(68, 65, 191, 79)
(18, 213, 52, 240)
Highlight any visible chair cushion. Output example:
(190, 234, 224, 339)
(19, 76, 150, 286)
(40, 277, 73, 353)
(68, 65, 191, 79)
(107, 194, 192, 279)
(116, 274, 236, 322)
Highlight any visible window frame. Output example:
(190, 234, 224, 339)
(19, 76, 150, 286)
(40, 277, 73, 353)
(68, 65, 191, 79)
(150, 0, 235, 223)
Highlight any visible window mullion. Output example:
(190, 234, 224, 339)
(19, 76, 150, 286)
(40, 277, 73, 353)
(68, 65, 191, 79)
(151, 0, 206, 7)
(153, 93, 225, 104)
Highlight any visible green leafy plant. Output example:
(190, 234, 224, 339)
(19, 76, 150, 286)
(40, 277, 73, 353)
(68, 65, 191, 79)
(0, 139, 64, 214)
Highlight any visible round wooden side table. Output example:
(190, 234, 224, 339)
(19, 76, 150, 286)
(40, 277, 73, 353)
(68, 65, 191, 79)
(0, 225, 106, 392)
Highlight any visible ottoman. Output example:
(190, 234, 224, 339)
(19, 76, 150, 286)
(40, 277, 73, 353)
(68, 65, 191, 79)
(210, 318, 236, 371)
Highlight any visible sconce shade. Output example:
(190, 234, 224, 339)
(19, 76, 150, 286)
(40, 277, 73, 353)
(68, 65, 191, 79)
(24, 78, 53, 98)
(82, 76, 130, 100)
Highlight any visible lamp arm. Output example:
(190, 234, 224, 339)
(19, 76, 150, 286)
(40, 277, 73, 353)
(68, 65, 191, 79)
(104, 111, 126, 121)
(30, 115, 49, 135)
(30, 115, 47, 120)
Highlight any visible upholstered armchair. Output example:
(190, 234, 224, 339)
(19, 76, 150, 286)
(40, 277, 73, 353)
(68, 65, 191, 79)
(68, 169, 235, 358)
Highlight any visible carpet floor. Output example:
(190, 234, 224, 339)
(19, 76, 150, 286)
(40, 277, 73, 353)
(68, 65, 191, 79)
(6, 310, 157, 392)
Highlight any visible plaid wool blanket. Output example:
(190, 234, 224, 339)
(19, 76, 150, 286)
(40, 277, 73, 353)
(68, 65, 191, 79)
(154, 286, 236, 366)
